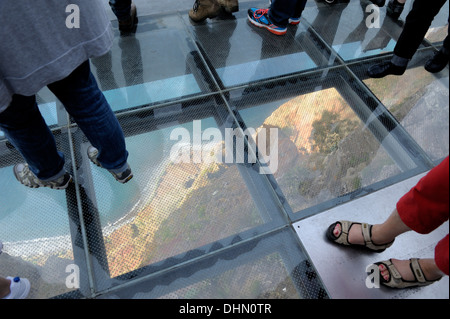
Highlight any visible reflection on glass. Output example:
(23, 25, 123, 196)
(363, 66, 449, 161)
(240, 87, 400, 213)
(159, 252, 299, 299)
(91, 27, 204, 112)
(193, 17, 319, 88)
(302, 1, 401, 61)
(93, 119, 263, 277)
(425, 24, 449, 44)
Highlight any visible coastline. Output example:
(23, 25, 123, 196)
(2, 156, 172, 259)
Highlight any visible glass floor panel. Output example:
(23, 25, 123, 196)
(351, 51, 450, 162)
(186, 9, 334, 88)
(83, 98, 287, 283)
(302, 0, 403, 62)
(0, 0, 448, 299)
(235, 71, 414, 215)
(91, 14, 212, 112)
(0, 132, 77, 298)
(98, 228, 326, 299)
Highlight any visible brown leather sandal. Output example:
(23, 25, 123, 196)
(326, 220, 394, 252)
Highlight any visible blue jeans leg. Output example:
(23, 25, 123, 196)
(269, 0, 301, 27)
(109, 0, 132, 21)
(0, 95, 66, 180)
(47, 60, 129, 172)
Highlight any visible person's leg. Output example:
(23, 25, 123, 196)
(0, 277, 11, 298)
(377, 258, 444, 286)
(109, 0, 132, 21)
(47, 61, 130, 175)
(292, 0, 308, 19)
(368, 0, 447, 77)
(0, 95, 71, 188)
(394, 0, 447, 60)
(247, 0, 298, 35)
(333, 157, 449, 246)
(425, 29, 450, 73)
(269, 0, 298, 27)
(331, 208, 411, 247)
(109, 0, 137, 33)
(397, 157, 449, 234)
(435, 234, 449, 276)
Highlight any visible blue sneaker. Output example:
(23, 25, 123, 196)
(247, 8, 287, 35)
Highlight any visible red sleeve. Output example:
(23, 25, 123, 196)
(397, 157, 449, 234)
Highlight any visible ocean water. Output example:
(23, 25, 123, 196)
(0, 118, 221, 246)
(0, 166, 70, 243)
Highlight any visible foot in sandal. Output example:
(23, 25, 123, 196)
(373, 258, 443, 288)
(326, 220, 395, 252)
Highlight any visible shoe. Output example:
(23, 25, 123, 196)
(217, 0, 239, 13)
(386, 0, 405, 20)
(369, 0, 386, 6)
(189, 0, 221, 22)
(424, 48, 449, 73)
(2, 277, 31, 299)
(247, 8, 287, 36)
(288, 17, 301, 25)
(87, 146, 133, 184)
(13, 163, 72, 190)
(373, 258, 442, 289)
(326, 220, 394, 252)
(118, 3, 138, 34)
(367, 61, 406, 78)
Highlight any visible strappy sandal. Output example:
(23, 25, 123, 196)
(326, 220, 394, 252)
(373, 258, 442, 289)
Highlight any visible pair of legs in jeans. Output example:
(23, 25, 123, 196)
(248, 0, 307, 35)
(0, 61, 130, 188)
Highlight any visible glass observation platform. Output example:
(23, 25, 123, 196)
(0, 0, 448, 299)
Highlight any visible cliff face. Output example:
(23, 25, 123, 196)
(103, 87, 387, 276)
(262, 89, 357, 154)
(105, 72, 442, 277)
(255, 87, 389, 211)
(105, 151, 261, 277)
